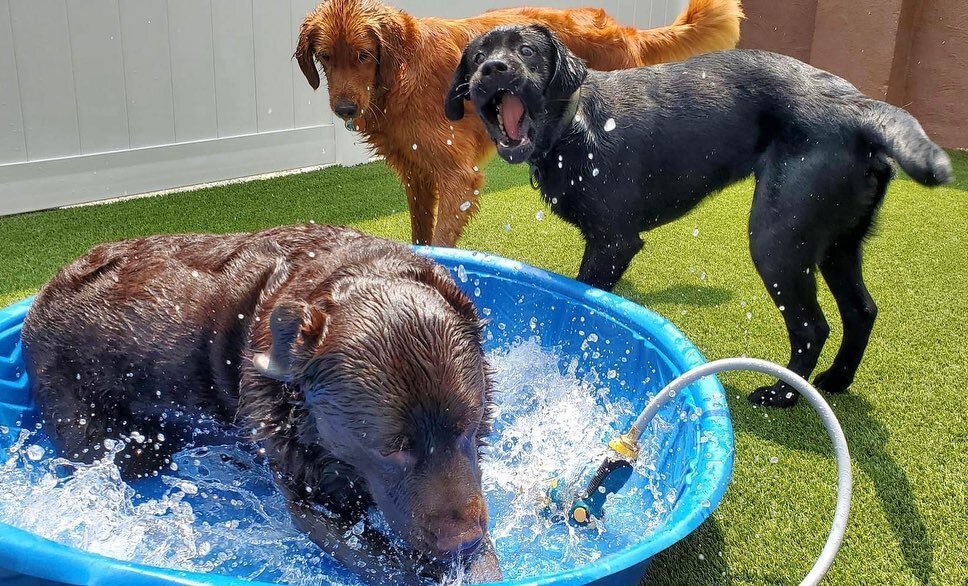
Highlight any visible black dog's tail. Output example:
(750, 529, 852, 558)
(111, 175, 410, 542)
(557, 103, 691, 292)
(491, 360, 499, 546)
(861, 101, 953, 186)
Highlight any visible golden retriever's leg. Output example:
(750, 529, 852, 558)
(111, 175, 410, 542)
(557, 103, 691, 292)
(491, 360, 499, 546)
(431, 168, 483, 247)
(403, 170, 437, 246)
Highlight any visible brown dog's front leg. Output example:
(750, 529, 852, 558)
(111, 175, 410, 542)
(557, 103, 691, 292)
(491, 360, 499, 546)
(464, 536, 502, 583)
(432, 168, 483, 247)
(286, 498, 441, 586)
(403, 169, 438, 246)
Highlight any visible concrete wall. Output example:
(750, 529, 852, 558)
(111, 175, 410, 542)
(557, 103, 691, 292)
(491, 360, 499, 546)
(0, 0, 343, 216)
(0, 0, 687, 216)
(739, 0, 968, 149)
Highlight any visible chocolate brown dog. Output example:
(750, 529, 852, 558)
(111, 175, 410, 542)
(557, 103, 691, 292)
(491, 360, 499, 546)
(21, 224, 500, 584)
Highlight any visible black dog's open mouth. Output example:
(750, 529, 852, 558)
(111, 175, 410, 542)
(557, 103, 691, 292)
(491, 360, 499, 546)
(482, 91, 532, 150)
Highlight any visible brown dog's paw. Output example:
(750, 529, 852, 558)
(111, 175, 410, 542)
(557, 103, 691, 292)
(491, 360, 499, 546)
(748, 383, 800, 408)
(814, 368, 852, 394)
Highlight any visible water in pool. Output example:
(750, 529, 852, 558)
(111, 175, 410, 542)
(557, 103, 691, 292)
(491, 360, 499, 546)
(0, 340, 680, 585)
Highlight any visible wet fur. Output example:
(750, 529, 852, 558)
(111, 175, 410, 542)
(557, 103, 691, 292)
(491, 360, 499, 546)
(450, 26, 954, 408)
(22, 224, 499, 584)
(294, 0, 743, 246)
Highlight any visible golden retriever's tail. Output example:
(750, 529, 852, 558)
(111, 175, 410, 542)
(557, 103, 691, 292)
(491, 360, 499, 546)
(634, 0, 744, 65)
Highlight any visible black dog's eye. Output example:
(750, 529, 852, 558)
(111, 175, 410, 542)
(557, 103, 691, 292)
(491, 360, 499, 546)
(519, 45, 535, 57)
(474, 52, 485, 65)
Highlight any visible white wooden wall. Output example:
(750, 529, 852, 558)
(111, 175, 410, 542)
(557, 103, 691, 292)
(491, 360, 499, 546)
(0, 0, 685, 216)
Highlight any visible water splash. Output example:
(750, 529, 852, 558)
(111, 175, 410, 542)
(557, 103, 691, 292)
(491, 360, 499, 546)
(0, 341, 677, 584)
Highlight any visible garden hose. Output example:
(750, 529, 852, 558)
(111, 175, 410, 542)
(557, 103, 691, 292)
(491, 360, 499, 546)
(546, 357, 852, 586)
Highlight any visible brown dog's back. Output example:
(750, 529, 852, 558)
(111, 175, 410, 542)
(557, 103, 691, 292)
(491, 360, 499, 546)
(22, 224, 368, 474)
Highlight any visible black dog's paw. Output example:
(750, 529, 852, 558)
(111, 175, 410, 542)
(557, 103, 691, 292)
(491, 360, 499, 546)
(748, 383, 800, 408)
(814, 368, 852, 394)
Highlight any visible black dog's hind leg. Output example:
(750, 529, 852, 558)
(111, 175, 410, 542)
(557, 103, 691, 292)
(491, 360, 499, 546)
(747, 177, 831, 407)
(815, 237, 878, 394)
(576, 234, 644, 291)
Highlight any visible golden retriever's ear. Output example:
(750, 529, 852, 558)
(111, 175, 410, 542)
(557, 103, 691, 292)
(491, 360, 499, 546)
(295, 19, 320, 90)
(373, 9, 407, 93)
(445, 44, 474, 121)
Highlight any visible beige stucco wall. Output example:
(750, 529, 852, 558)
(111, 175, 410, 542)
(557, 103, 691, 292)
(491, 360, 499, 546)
(739, 0, 967, 149)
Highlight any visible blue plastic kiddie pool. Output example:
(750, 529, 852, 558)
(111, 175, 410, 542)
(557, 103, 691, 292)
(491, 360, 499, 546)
(0, 248, 733, 586)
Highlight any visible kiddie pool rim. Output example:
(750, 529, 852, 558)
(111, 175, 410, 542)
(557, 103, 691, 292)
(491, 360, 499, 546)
(0, 247, 734, 586)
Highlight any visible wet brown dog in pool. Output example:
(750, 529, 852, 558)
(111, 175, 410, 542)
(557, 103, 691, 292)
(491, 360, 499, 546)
(21, 224, 499, 584)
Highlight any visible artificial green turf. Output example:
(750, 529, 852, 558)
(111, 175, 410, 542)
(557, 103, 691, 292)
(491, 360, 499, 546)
(1, 151, 966, 585)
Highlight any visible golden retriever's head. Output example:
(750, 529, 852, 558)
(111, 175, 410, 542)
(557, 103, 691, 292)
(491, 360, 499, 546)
(295, 0, 405, 123)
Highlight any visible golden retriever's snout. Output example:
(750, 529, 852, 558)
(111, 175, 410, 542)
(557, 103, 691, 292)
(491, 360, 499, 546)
(333, 98, 359, 120)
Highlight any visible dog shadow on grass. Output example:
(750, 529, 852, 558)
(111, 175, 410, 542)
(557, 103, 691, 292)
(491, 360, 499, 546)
(615, 282, 734, 308)
(726, 385, 934, 584)
(644, 516, 790, 585)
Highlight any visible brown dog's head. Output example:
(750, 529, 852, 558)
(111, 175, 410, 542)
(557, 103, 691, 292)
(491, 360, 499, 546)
(254, 259, 493, 561)
(295, 0, 406, 124)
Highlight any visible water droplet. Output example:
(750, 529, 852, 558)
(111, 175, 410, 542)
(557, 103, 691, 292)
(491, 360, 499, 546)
(603, 118, 616, 132)
(535, 210, 544, 221)
(25, 445, 45, 461)
(692, 228, 700, 237)
(459, 201, 471, 212)
(769, 456, 779, 464)
(592, 168, 600, 177)
(411, 144, 418, 150)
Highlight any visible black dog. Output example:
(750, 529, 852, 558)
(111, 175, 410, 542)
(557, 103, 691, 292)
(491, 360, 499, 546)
(445, 25, 953, 407)
(22, 224, 499, 584)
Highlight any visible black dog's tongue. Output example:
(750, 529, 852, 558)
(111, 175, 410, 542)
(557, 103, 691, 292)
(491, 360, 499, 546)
(501, 94, 525, 141)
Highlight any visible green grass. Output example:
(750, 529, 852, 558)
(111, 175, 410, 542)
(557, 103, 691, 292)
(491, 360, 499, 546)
(1, 151, 966, 585)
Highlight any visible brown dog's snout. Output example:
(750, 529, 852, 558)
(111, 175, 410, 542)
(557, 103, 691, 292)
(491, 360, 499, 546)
(334, 98, 359, 119)
(479, 59, 509, 78)
(429, 494, 487, 558)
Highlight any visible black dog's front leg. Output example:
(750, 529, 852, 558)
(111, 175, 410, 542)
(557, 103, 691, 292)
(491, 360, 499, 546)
(576, 234, 644, 291)
(286, 497, 441, 586)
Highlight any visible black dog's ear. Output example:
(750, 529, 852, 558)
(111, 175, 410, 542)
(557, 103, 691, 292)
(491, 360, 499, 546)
(445, 44, 475, 121)
(531, 25, 587, 99)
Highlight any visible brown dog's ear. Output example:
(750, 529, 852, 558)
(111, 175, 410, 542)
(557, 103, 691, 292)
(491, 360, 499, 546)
(373, 9, 407, 94)
(253, 301, 329, 381)
(445, 44, 475, 121)
(295, 17, 321, 90)
(418, 264, 481, 324)
(531, 25, 587, 99)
